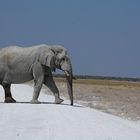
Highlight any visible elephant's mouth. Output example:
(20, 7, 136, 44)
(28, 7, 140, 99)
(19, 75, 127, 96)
(64, 70, 73, 105)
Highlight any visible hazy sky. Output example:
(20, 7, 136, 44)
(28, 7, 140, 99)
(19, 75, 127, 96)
(0, 0, 140, 78)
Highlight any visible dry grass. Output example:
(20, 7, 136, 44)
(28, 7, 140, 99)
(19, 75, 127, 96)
(54, 77, 140, 121)
(54, 77, 140, 87)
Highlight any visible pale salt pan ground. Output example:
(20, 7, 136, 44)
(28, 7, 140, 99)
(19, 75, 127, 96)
(0, 84, 140, 140)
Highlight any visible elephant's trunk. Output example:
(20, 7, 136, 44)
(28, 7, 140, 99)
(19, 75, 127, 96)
(65, 70, 73, 105)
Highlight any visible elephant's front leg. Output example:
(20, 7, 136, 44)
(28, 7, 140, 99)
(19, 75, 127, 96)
(44, 76, 64, 104)
(31, 77, 44, 104)
(31, 63, 44, 104)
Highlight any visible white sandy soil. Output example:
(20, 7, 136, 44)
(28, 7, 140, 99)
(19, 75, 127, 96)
(0, 84, 140, 140)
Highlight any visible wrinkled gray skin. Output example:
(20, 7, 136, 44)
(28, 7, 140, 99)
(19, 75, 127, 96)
(0, 44, 73, 105)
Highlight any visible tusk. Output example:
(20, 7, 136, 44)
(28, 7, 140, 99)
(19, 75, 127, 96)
(64, 71, 70, 76)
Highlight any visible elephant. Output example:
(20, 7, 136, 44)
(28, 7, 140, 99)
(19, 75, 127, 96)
(0, 44, 73, 105)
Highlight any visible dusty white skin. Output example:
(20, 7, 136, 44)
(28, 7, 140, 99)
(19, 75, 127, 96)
(0, 44, 73, 105)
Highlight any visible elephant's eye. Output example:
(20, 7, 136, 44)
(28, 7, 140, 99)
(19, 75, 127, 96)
(61, 57, 65, 61)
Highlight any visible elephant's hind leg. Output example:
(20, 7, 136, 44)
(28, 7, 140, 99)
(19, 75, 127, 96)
(2, 83, 16, 103)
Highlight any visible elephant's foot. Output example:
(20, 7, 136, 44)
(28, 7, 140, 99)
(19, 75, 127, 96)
(4, 97, 16, 103)
(55, 98, 64, 104)
(30, 99, 41, 104)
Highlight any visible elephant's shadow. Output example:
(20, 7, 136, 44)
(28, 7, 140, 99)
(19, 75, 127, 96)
(0, 101, 84, 108)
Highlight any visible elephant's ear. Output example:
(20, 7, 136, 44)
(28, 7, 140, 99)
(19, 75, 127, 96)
(39, 51, 56, 71)
(46, 54, 56, 71)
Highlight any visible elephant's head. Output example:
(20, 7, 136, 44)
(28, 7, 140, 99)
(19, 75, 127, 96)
(39, 45, 73, 105)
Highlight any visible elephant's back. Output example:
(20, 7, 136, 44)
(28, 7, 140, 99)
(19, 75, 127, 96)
(0, 46, 38, 56)
(0, 44, 50, 58)
(0, 46, 39, 66)
(0, 46, 24, 54)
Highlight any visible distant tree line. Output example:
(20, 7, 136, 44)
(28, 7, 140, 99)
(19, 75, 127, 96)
(53, 74, 140, 82)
